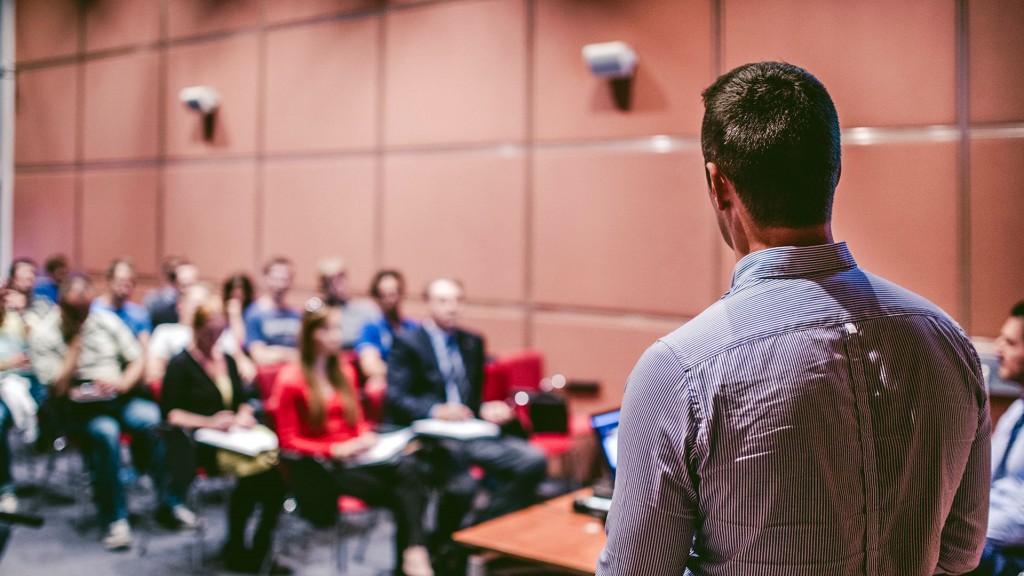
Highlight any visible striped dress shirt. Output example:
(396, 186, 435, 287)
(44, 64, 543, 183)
(597, 242, 991, 576)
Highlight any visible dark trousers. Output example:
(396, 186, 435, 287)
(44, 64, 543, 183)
(424, 435, 547, 546)
(226, 469, 286, 559)
(330, 458, 428, 567)
(163, 426, 284, 558)
(962, 539, 1024, 576)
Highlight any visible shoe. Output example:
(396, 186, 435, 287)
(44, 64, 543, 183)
(102, 519, 133, 551)
(156, 504, 200, 530)
(402, 545, 434, 576)
(0, 492, 18, 514)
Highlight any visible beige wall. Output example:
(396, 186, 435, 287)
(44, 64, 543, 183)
(13, 0, 1024, 414)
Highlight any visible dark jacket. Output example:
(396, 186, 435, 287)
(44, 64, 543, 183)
(383, 325, 485, 426)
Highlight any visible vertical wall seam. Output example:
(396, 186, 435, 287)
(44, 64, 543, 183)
(73, 3, 86, 268)
(955, 0, 971, 332)
(155, 0, 169, 276)
(710, 0, 724, 299)
(523, 0, 535, 348)
(374, 5, 387, 272)
(253, 0, 268, 272)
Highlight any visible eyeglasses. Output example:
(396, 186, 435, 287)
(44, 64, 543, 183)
(305, 297, 325, 313)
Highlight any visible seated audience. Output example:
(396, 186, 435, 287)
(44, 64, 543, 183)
(32, 253, 68, 305)
(28, 274, 174, 551)
(244, 257, 300, 366)
(317, 257, 381, 350)
(161, 294, 286, 574)
(385, 279, 547, 552)
(357, 270, 418, 403)
(0, 284, 38, 513)
(92, 258, 152, 348)
(271, 300, 433, 576)
(144, 257, 199, 328)
(223, 273, 255, 351)
(967, 301, 1024, 575)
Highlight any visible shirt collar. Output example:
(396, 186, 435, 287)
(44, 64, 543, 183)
(422, 318, 453, 343)
(730, 242, 857, 290)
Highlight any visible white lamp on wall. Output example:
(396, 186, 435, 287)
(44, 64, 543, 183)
(581, 41, 638, 111)
(178, 86, 221, 141)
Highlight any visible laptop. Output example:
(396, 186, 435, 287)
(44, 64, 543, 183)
(573, 408, 620, 517)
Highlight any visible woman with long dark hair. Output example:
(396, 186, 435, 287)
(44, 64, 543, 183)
(271, 299, 432, 576)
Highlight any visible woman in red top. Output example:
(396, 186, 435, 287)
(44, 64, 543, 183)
(271, 300, 433, 576)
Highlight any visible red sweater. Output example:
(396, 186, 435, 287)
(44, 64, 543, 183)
(270, 362, 370, 458)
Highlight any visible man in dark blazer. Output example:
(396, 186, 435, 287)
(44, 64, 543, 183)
(385, 278, 547, 555)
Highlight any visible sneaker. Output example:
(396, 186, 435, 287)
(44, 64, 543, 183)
(102, 519, 132, 551)
(0, 492, 18, 514)
(156, 504, 200, 530)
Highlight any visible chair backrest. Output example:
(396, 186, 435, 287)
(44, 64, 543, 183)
(279, 453, 338, 529)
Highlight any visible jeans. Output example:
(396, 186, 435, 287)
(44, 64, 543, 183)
(0, 401, 12, 493)
(69, 397, 167, 526)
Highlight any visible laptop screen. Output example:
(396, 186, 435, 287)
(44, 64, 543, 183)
(590, 408, 621, 476)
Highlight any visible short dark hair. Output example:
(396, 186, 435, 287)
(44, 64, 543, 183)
(1012, 301, 1024, 319)
(44, 254, 68, 276)
(701, 61, 841, 227)
(370, 269, 405, 299)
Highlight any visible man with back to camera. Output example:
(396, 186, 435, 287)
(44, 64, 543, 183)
(597, 62, 990, 576)
(964, 301, 1024, 575)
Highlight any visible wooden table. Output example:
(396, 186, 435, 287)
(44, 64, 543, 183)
(453, 489, 607, 575)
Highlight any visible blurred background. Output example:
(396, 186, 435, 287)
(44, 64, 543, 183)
(7, 0, 1024, 416)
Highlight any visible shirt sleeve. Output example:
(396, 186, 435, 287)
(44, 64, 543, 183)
(105, 313, 142, 365)
(160, 354, 186, 418)
(28, 322, 64, 386)
(597, 341, 698, 576)
(355, 322, 383, 354)
(244, 307, 266, 348)
(936, 377, 992, 572)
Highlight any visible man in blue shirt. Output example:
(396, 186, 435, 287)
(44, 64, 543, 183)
(357, 270, 418, 399)
(92, 258, 152, 347)
(244, 256, 301, 366)
(598, 62, 989, 576)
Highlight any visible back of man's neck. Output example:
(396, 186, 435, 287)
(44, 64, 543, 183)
(734, 224, 834, 261)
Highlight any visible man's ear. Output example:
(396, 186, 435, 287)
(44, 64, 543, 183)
(705, 162, 733, 211)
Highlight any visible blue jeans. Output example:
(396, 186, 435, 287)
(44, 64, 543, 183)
(0, 401, 12, 493)
(69, 397, 167, 526)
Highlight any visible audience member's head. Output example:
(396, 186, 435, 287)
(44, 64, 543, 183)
(370, 270, 405, 319)
(178, 283, 212, 330)
(159, 255, 184, 287)
(317, 257, 348, 307)
(424, 278, 464, 332)
(262, 257, 293, 303)
(222, 273, 255, 310)
(298, 298, 355, 427)
(997, 301, 1024, 384)
(105, 258, 137, 306)
(8, 258, 37, 295)
(59, 273, 93, 342)
(191, 292, 226, 357)
(701, 61, 841, 230)
(174, 262, 199, 293)
(44, 254, 69, 283)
